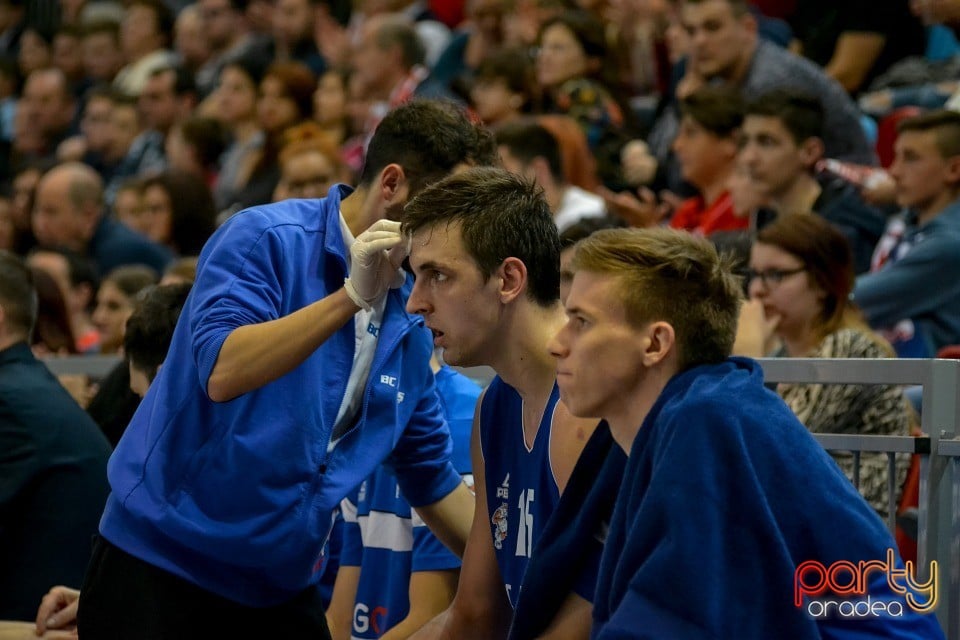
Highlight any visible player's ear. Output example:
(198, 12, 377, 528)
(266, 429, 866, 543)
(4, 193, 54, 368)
(498, 257, 527, 304)
(642, 321, 675, 367)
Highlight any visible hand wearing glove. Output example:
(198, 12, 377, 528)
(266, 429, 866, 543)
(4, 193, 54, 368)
(343, 219, 409, 310)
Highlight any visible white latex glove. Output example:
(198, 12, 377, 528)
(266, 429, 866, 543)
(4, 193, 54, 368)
(343, 219, 409, 310)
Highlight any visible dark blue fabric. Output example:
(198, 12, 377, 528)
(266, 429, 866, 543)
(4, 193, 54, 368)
(479, 377, 563, 609)
(88, 214, 172, 276)
(591, 358, 944, 639)
(509, 421, 625, 639)
(0, 342, 112, 619)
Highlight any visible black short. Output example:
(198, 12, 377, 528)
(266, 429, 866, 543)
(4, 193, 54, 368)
(78, 536, 332, 639)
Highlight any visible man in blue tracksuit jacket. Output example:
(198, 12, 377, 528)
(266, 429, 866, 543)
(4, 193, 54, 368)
(78, 101, 497, 639)
(550, 227, 945, 639)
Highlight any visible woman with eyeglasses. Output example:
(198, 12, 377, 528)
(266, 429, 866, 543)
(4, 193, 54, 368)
(734, 213, 912, 518)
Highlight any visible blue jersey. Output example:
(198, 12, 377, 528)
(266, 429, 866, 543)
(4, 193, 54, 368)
(479, 377, 562, 609)
(340, 366, 479, 638)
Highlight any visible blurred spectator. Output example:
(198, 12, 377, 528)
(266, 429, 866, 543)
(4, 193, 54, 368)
(647, 0, 875, 196)
(787, 0, 926, 95)
(0, 0, 25, 59)
(173, 4, 210, 77)
(468, 46, 537, 127)
(735, 213, 912, 517)
(274, 122, 345, 201)
(17, 26, 52, 78)
(666, 85, 746, 235)
(104, 91, 141, 168)
(497, 118, 607, 231)
(81, 19, 124, 84)
(107, 65, 198, 202)
(0, 251, 111, 622)
(740, 90, 887, 274)
(194, 0, 260, 96)
(57, 85, 121, 181)
(211, 55, 267, 213)
(9, 161, 49, 255)
(161, 255, 198, 284)
(27, 247, 101, 354)
(112, 177, 143, 227)
(535, 11, 630, 187)
(124, 281, 192, 397)
(86, 264, 158, 446)
(350, 14, 455, 137)
(33, 162, 172, 275)
(313, 67, 355, 150)
(52, 25, 88, 97)
(164, 116, 227, 187)
(91, 264, 157, 355)
(28, 265, 77, 356)
(137, 171, 217, 255)
(229, 60, 315, 211)
(854, 110, 960, 357)
(113, 0, 176, 98)
(431, 0, 512, 89)
(538, 113, 600, 190)
(271, 0, 327, 75)
(18, 67, 78, 162)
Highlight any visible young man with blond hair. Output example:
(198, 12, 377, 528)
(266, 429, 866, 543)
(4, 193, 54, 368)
(551, 227, 944, 638)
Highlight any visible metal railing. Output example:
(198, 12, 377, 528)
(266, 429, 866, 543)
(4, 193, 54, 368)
(759, 357, 960, 637)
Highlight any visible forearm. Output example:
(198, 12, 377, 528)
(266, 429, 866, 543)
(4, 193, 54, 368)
(415, 483, 475, 558)
(206, 287, 360, 401)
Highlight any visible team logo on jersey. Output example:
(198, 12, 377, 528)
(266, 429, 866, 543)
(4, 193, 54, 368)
(492, 503, 509, 549)
(492, 474, 510, 549)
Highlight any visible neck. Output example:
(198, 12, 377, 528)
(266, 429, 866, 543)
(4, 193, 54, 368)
(780, 324, 820, 357)
(723, 38, 757, 86)
(490, 302, 567, 402)
(340, 185, 373, 237)
(606, 362, 676, 456)
(772, 173, 821, 216)
(698, 167, 733, 207)
(917, 188, 960, 225)
(232, 120, 260, 143)
(0, 333, 23, 352)
(544, 181, 564, 214)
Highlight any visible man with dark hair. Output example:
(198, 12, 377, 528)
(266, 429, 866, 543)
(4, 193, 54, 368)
(667, 85, 745, 234)
(496, 119, 607, 232)
(19, 68, 78, 161)
(853, 109, 960, 357)
(647, 0, 874, 193)
(552, 227, 945, 638)
(124, 282, 192, 396)
(351, 15, 455, 136)
(403, 167, 601, 638)
(113, 0, 177, 98)
(0, 250, 111, 621)
(107, 64, 197, 202)
(81, 20, 124, 84)
(79, 100, 497, 638)
(740, 89, 887, 273)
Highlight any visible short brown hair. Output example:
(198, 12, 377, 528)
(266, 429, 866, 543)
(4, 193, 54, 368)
(897, 109, 960, 159)
(572, 227, 743, 370)
(402, 166, 560, 307)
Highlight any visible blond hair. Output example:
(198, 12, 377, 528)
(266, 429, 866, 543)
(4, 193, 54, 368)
(573, 227, 743, 370)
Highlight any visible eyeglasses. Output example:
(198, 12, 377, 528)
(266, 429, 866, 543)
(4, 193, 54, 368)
(744, 266, 806, 287)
